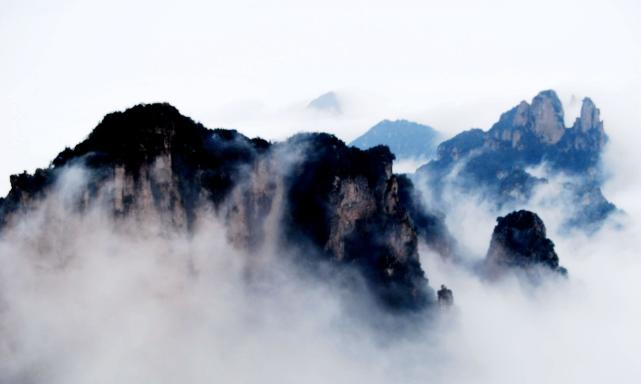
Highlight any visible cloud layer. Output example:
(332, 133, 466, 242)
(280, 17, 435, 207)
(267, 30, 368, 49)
(0, 127, 640, 383)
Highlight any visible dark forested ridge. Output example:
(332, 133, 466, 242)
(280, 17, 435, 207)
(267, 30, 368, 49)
(0, 103, 453, 312)
(0, 101, 575, 313)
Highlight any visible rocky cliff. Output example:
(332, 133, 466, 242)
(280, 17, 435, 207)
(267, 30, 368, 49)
(0, 103, 453, 311)
(485, 210, 566, 278)
(417, 90, 615, 230)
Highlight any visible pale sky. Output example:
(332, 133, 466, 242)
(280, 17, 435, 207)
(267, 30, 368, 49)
(2, 0, 640, 194)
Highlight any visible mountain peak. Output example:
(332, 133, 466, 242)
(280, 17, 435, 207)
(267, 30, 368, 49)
(307, 91, 342, 114)
(512, 100, 531, 127)
(52, 103, 217, 169)
(420, 90, 614, 230)
(485, 210, 566, 277)
(1, 104, 455, 312)
(575, 97, 602, 133)
(350, 119, 440, 161)
(90, 102, 191, 138)
(530, 90, 565, 144)
(491, 90, 565, 144)
(534, 89, 561, 102)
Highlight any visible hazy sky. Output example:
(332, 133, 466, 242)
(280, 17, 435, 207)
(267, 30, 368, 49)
(2, 0, 640, 194)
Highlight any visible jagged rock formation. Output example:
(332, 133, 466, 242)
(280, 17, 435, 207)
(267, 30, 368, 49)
(437, 285, 453, 307)
(485, 210, 566, 278)
(417, 90, 615, 230)
(0, 104, 270, 230)
(282, 133, 453, 309)
(0, 103, 453, 311)
(350, 119, 441, 162)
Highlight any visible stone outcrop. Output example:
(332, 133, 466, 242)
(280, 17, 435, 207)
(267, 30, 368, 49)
(417, 90, 615, 230)
(437, 285, 454, 307)
(0, 103, 454, 311)
(485, 210, 566, 278)
(530, 90, 566, 144)
(280, 133, 452, 310)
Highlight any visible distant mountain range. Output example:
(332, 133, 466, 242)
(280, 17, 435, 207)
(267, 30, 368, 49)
(350, 119, 441, 162)
(416, 90, 616, 230)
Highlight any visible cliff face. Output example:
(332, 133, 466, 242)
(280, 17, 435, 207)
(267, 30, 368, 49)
(485, 210, 566, 278)
(281, 133, 453, 309)
(0, 103, 452, 311)
(0, 104, 270, 229)
(417, 90, 615, 230)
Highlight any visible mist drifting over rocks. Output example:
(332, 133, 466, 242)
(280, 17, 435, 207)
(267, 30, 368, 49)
(416, 90, 616, 231)
(0, 103, 456, 313)
(0, 95, 639, 384)
(485, 210, 567, 279)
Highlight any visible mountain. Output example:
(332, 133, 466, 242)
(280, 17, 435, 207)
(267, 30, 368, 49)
(307, 91, 342, 114)
(485, 210, 566, 279)
(0, 103, 453, 312)
(350, 119, 440, 161)
(416, 90, 615, 230)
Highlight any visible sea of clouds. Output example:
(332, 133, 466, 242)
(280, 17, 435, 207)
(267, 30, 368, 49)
(0, 89, 640, 383)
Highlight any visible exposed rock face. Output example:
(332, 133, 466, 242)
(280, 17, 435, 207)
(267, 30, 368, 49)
(280, 133, 452, 309)
(487, 91, 565, 146)
(530, 90, 566, 144)
(549, 98, 607, 171)
(577, 98, 601, 133)
(417, 90, 615, 230)
(0, 103, 453, 311)
(485, 210, 566, 277)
